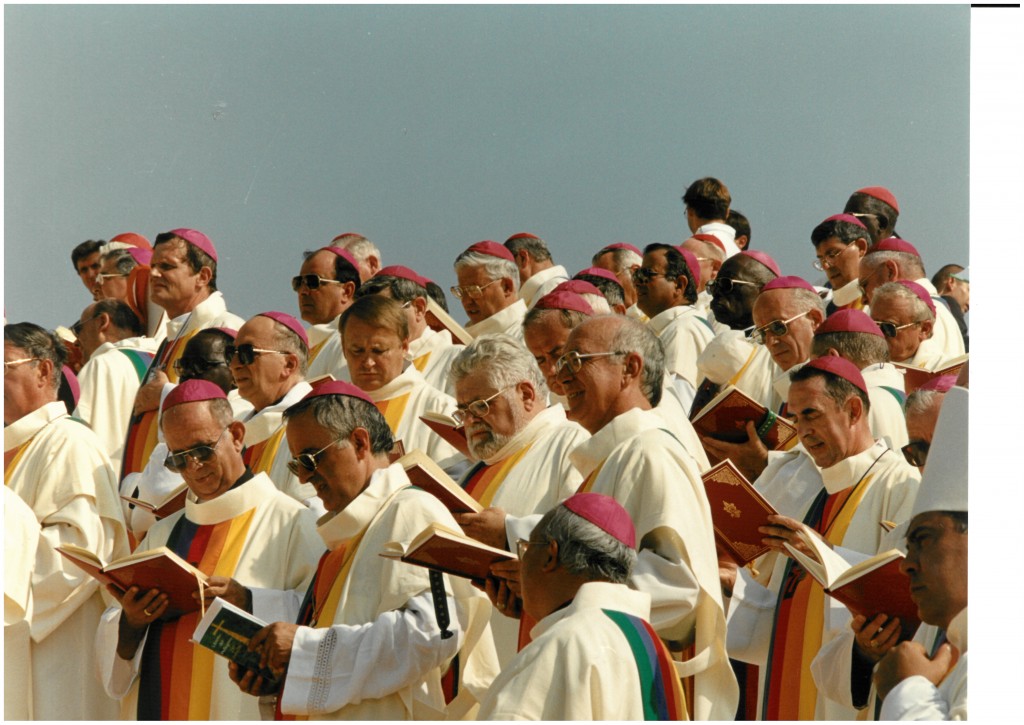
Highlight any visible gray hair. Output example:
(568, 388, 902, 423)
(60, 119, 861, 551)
(582, 293, 612, 315)
(606, 315, 664, 407)
(872, 282, 935, 322)
(333, 233, 382, 268)
(163, 397, 234, 431)
(100, 248, 138, 276)
(863, 249, 926, 279)
(283, 393, 394, 456)
(811, 332, 890, 368)
(265, 317, 309, 376)
(522, 305, 589, 334)
(905, 388, 946, 418)
(592, 246, 642, 273)
(532, 504, 636, 583)
(454, 251, 520, 294)
(4, 322, 66, 391)
(449, 334, 548, 398)
(504, 235, 552, 263)
(788, 287, 828, 317)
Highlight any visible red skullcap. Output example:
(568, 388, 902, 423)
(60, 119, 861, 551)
(601, 242, 643, 256)
(378, 265, 432, 288)
(691, 233, 727, 253)
(919, 374, 958, 393)
(331, 232, 363, 242)
(320, 246, 362, 273)
(256, 311, 309, 348)
(762, 275, 817, 294)
(168, 228, 217, 262)
(802, 356, 868, 395)
(675, 247, 702, 287)
(534, 290, 594, 315)
(561, 493, 636, 549)
(815, 309, 884, 338)
(893, 280, 936, 316)
(127, 247, 153, 265)
(740, 250, 781, 277)
(823, 214, 867, 230)
(855, 186, 900, 213)
(552, 279, 603, 298)
(575, 267, 622, 286)
(505, 232, 540, 242)
(465, 241, 515, 262)
(111, 232, 152, 250)
(162, 379, 227, 413)
(297, 378, 374, 407)
(871, 237, 920, 257)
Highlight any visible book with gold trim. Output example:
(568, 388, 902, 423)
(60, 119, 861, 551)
(701, 459, 779, 565)
(690, 385, 798, 464)
(191, 597, 280, 685)
(399, 449, 482, 514)
(380, 522, 515, 581)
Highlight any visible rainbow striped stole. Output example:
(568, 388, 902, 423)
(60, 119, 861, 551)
(118, 348, 156, 382)
(137, 506, 257, 720)
(460, 443, 534, 507)
(158, 329, 201, 384)
(4, 439, 34, 486)
(762, 475, 874, 720)
(374, 393, 412, 435)
(602, 609, 688, 720)
(242, 426, 287, 475)
(120, 409, 161, 483)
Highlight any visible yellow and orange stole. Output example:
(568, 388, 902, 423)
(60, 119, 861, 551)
(762, 475, 874, 720)
(242, 427, 288, 475)
(460, 444, 533, 508)
(137, 507, 257, 720)
(374, 394, 411, 436)
(4, 439, 34, 486)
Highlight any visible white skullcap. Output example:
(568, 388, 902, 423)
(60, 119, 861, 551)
(910, 385, 968, 518)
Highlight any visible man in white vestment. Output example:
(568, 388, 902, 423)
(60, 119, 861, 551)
(73, 299, 159, 471)
(858, 237, 965, 360)
(503, 232, 569, 308)
(5, 486, 42, 720)
(96, 379, 323, 720)
(4, 322, 130, 720)
(723, 356, 921, 720)
(356, 264, 464, 392)
(478, 493, 688, 720)
(591, 241, 646, 320)
(293, 245, 361, 377)
(870, 280, 963, 371)
(682, 176, 742, 257)
(230, 311, 319, 508)
(811, 308, 910, 451)
(452, 240, 528, 340)
(228, 380, 499, 719)
(810, 214, 872, 312)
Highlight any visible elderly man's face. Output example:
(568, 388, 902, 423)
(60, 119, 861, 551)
(709, 257, 762, 330)
(556, 319, 628, 435)
(455, 369, 527, 460)
(858, 258, 894, 304)
(4, 342, 48, 425)
(787, 375, 860, 469)
(870, 294, 931, 363)
(230, 316, 294, 411)
(296, 250, 351, 325)
(593, 250, 638, 307)
(285, 409, 365, 513)
(524, 314, 572, 396)
(752, 289, 818, 372)
(342, 318, 408, 392)
(901, 512, 968, 629)
(94, 256, 130, 303)
(161, 402, 244, 502)
(455, 265, 511, 325)
(75, 304, 105, 361)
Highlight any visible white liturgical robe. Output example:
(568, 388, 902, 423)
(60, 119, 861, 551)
(408, 325, 463, 393)
(464, 299, 528, 341)
(647, 304, 715, 389)
(154, 290, 245, 349)
(697, 329, 782, 411)
(305, 328, 350, 383)
(862, 361, 910, 450)
(518, 265, 569, 308)
(913, 278, 966, 362)
(5, 401, 130, 720)
(5, 487, 41, 721)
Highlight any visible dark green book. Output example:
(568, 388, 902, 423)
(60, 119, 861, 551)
(190, 597, 280, 685)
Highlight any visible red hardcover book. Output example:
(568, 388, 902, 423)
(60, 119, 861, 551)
(399, 449, 482, 514)
(894, 355, 968, 394)
(702, 459, 779, 565)
(120, 483, 188, 520)
(690, 385, 799, 464)
(419, 412, 472, 460)
(380, 522, 515, 582)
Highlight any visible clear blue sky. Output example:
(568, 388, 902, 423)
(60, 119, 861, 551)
(5, 4, 969, 328)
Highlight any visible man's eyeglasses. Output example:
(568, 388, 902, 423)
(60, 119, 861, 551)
(173, 356, 229, 378)
(3, 357, 40, 371)
(554, 350, 626, 376)
(901, 440, 930, 467)
(225, 343, 288, 365)
(71, 314, 101, 337)
(164, 427, 229, 471)
(706, 277, 759, 296)
(286, 437, 347, 477)
(292, 274, 343, 292)
(850, 211, 889, 230)
(450, 279, 502, 300)
(95, 272, 128, 285)
(631, 267, 668, 285)
(453, 385, 515, 425)
(874, 320, 921, 339)
(516, 537, 544, 559)
(812, 244, 855, 271)
(750, 311, 811, 345)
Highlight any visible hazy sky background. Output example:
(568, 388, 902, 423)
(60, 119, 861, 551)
(4, 3, 970, 329)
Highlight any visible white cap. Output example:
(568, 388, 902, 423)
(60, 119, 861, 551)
(910, 385, 968, 518)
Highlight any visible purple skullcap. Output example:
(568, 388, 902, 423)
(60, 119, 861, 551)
(802, 356, 868, 395)
(534, 290, 594, 315)
(561, 493, 637, 549)
(575, 267, 622, 286)
(210, 326, 237, 340)
(691, 233, 727, 253)
(505, 232, 540, 242)
(552, 279, 603, 298)
(815, 309, 884, 338)
(601, 242, 643, 256)
(61, 365, 80, 408)
(162, 379, 227, 413)
(377, 265, 432, 288)
(465, 240, 515, 262)
(320, 246, 362, 273)
(256, 311, 309, 348)
(127, 246, 153, 265)
(298, 378, 375, 407)
(855, 186, 900, 213)
(761, 275, 817, 294)
(894, 280, 936, 316)
(872, 237, 920, 258)
(918, 374, 958, 393)
(331, 232, 363, 242)
(167, 228, 217, 262)
(674, 247, 702, 286)
(110, 232, 152, 250)
(740, 250, 781, 277)
(823, 213, 867, 230)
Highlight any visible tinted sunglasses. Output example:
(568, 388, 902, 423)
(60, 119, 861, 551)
(750, 311, 811, 345)
(874, 320, 921, 339)
(225, 343, 287, 365)
(286, 437, 346, 477)
(902, 440, 930, 467)
(163, 427, 229, 471)
(292, 274, 343, 292)
(706, 277, 759, 295)
(173, 356, 228, 378)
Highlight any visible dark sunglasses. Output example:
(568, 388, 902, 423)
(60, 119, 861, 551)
(173, 357, 228, 378)
(706, 277, 759, 296)
(750, 311, 811, 345)
(286, 437, 345, 477)
(902, 440, 930, 467)
(163, 427, 229, 472)
(875, 320, 921, 339)
(225, 343, 287, 366)
(292, 274, 343, 292)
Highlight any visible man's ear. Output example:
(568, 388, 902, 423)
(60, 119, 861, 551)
(411, 296, 428, 320)
(501, 277, 517, 298)
(622, 351, 643, 387)
(845, 394, 866, 425)
(919, 318, 935, 340)
(539, 539, 560, 573)
(350, 426, 372, 457)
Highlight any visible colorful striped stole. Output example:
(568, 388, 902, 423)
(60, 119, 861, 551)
(762, 474, 874, 720)
(4, 439, 34, 486)
(460, 444, 534, 507)
(880, 385, 907, 408)
(158, 329, 201, 384)
(137, 507, 257, 720)
(118, 348, 156, 382)
(602, 609, 688, 720)
(242, 427, 288, 475)
(374, 393, 412, 435)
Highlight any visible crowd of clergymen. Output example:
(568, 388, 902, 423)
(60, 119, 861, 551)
(4, 178, 969, 721)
